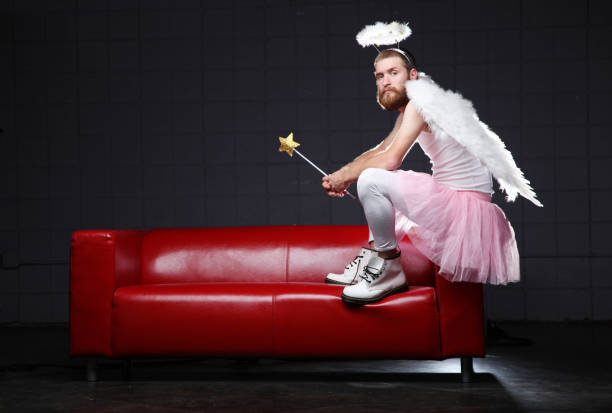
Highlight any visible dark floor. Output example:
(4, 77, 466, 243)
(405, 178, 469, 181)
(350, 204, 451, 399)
(1, 323, 611, 412)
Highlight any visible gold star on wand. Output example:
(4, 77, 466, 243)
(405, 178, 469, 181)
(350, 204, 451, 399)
(277, 132, 356, 200)
(278, 132, 300, 157)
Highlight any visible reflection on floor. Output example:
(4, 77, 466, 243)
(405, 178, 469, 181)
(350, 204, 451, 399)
(1, 322, 611, 412)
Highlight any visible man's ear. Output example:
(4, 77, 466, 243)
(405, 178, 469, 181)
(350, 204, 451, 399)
(409, 68, 418, 80)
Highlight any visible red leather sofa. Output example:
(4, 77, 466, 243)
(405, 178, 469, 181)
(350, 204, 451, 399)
(70, 225, 485, 381)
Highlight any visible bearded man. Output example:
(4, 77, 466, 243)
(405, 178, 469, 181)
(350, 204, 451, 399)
(322, 48, 540, 305)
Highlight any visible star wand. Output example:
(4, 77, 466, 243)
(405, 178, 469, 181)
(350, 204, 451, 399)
(278, 132, 356, 200)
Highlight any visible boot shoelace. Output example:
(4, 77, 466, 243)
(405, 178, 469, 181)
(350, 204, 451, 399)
(345, 254, 363, 270)
(360, 264, 384, 284)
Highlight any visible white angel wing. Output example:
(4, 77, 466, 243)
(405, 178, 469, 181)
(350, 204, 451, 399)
(405, 74, 543, 207)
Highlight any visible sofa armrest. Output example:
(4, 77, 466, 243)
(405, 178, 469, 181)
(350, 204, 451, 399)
(435, 268, 485, 358)
(70, 230, 145, 357)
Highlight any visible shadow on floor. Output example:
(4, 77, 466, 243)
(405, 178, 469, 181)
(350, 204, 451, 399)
(92, 360, 504, 381)
(4, 323, 612, 412)
(1, 361, 524, 413)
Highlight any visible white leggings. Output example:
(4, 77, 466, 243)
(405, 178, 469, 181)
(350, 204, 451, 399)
(358, 168, 405, 252)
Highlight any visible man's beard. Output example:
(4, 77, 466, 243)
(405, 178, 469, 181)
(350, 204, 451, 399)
(377, 86, 409, 111)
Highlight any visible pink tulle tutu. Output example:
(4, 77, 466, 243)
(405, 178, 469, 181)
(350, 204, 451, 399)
(392, 170, 520, 285)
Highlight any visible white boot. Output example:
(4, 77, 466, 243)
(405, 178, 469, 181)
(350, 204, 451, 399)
(341, 253, 408, 304)
(325, 247, 377, 286)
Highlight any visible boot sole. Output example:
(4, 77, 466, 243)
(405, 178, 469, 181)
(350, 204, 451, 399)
(325, 278, 353, 286)
(341, 283, 409, 305)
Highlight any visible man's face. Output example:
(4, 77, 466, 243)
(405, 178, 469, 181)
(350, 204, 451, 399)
(374, 56, 410, 111)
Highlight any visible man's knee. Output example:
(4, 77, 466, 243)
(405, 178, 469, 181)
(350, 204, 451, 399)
(357, 168, 384, 198)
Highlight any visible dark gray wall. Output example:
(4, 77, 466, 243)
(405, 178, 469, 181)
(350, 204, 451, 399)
(0, 0, 611, 323)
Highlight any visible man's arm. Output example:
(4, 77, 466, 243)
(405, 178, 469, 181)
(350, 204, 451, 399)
(323, 101, 425, 195)
(321, 112, 403, 197)
(349, 111, 403, 163)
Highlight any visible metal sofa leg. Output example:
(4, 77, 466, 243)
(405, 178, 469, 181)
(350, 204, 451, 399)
(86, 359, 98, 382)
(122, 359, 133, 381)
(460, 357, 474, 383)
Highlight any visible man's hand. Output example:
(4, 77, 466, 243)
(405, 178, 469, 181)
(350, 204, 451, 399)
(322, 170, 350, 197)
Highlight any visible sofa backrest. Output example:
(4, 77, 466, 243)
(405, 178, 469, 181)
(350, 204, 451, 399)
(141, 226, 435, 286)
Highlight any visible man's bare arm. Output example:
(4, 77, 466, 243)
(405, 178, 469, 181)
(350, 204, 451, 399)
(322, 102, 424, 194)
(349, 112, 403, 163)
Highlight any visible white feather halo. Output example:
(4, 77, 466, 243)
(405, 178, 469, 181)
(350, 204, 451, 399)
(356, 21, 412, 48)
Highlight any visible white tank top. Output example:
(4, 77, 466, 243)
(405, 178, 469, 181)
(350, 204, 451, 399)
(417, 130, 493, 195)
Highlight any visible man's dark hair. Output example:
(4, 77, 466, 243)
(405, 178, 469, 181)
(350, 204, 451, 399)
(374, 48, 417, 71)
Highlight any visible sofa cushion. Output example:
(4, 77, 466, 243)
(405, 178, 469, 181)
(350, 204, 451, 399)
(141, 226, 434, 286)
(111, 282, 440, 359)
(112, 283, 277, 357)
(286, 226, 435, 286)
(274, 283, 441, 359)
(141, 227, 291, 284)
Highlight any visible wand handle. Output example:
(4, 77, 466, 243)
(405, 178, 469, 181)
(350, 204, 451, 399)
(294, 149, 357, 200)
(294, 149, 327, 176)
